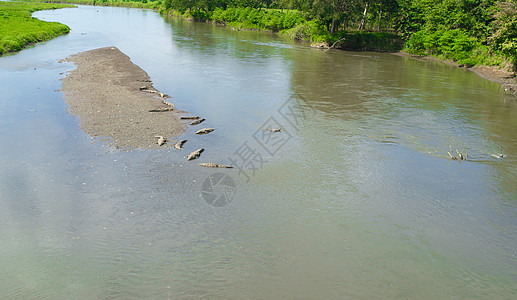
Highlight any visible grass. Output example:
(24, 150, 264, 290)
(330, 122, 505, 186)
(17, 0, 161, 9)
(0, 1, 74, 55)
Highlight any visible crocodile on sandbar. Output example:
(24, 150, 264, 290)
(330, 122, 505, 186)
(190, 118, 206, 126)
(174, 139, 187, 150)
(198, 163, 233, 168)
(195, 128, 215, 135)
(187, 148, 204, 161)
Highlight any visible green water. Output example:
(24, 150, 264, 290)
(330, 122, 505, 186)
(0, 5, 516, 299)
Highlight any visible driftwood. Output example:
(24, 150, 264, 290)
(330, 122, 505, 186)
(448, 146, 468, 161)
(447, 152, 457, 160)
(324, 37, 346, 53)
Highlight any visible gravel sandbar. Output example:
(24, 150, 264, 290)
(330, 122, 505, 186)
(61, 46, 186, 150)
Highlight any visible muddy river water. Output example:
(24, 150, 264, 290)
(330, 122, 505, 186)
(0, 5, 516, 298)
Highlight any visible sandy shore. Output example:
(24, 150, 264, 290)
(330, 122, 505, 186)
(61, 47, 186, 150)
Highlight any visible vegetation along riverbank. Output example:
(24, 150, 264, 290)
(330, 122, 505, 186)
(164, 0, 517, 69)
(162, 0, 517, 91)
(19, 0, 161, 9)
(11, 0, 517, 90)
(0, 1, 74, 55)
(22, 1, 517, 67)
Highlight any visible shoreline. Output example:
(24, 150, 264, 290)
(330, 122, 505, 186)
(17, 2, 517, 95)
(393, 52, 517, 96)
(167, 10, 517, 94)
(0, 2, 73, 56)
(60, 47, 186, 150)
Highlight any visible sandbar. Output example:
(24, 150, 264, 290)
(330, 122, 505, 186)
(61, 46, 186, 150)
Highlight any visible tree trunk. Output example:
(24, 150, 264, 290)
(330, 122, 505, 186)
(343, 15, 348, 30)
(378, 9, 382, 31)
(331, 17, 338, 36)
(359, 2, 369, 30)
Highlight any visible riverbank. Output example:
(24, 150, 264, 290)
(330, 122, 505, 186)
(160, 5, 517, 91)
(393, 52, 517, 96)
(0, 1, 73, 56)
(61, 46, 186, 150)
(19, 0, 160, 9)
(10, 1, 517, 94)
(470, 65, 517, 94)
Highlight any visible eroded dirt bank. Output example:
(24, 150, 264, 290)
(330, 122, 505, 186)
(61, 46, 186, 150)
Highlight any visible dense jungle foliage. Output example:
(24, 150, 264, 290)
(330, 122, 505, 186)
(158, 0, 517, 67)
(11, 0, 517, 68)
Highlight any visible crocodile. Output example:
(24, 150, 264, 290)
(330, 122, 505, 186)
(180, 116, 200, 120)
(148, 107, 174, 112)
(198, 163, 233, 168)
(155, 135, 166, 146)
(195, 128, 215, 135)
(189, 118, 206, 126)
(187, 148, 204, 161)
(174, 139, 187, 150)
(162, 100, 174, 107)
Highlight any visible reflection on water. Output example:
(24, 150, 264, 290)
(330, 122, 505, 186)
(292, 49, 517, 188)
(0, 5, 516, 298)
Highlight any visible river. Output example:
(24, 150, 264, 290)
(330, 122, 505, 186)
(1, 5, 516, 299)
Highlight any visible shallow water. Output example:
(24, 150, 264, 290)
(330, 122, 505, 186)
(1, 5, 516, 298)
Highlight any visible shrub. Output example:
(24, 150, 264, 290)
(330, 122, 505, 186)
(406, 29, 477, 60)
(210, 7, 305, 32)
(288, 23, 312, 40)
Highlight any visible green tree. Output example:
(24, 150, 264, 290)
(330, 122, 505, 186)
(491, 1, 517, 64)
